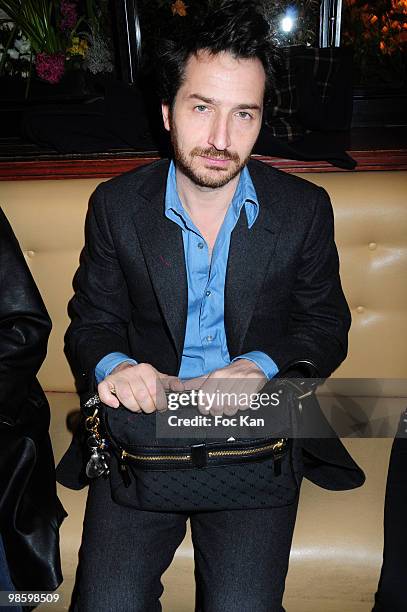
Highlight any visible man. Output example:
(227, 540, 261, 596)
(59, 2, 363, 610)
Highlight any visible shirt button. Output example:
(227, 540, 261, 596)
(197, 242, 204, 249)
(205, 290, 211, 297)
(206, 335, 213, 342)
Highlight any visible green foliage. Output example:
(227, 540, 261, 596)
(0, 0, 62, 53)
(0, 0, 114, 83)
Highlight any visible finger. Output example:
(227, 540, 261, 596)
(114, 381, 142, 412)
(213, 376, 256, 416)
(181, 376, 207, 391)
(222, 398, 239, 416)
(226, 377, 261, 413)
(141, 372, 182, 412)
(154, 379, 169, 412)
(161, 376, 185, 394)
(176, 376, 210, 414)
(195, 382, 212, 415)
(208, 391, 224, 417)
(209, 402, 226, 416)
(98, 381, 120, 408)
(130, 378, 156, 414)
(245, 378, 267, 414)
(218, 377, 242, 416)
(144, 373, 169, 413)
(199, 377, 228, 416)
(234, 378, 252, 412)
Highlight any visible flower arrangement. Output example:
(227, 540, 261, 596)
(342, 0, 407, 86)
(0, 0, 114, 94)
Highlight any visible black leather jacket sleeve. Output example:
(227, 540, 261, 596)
(0, 207, 51, 424)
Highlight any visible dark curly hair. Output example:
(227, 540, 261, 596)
(155, 0, 278, 108)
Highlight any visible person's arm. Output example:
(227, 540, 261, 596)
(95, 352, 138, 384)
(250, 187, 351, 378)
(231, 351, 278, 379)
(65, 187, 182, 410)
(0, 208, 51, 425)
(64, 185, 134, 392)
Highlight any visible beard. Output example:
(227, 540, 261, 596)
(170, 126, 250, 189)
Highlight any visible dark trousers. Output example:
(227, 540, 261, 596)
(373, 412, 407, 612)
(70, 477, 300, 612)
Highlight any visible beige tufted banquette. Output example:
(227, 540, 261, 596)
(1, 168, 407, 611)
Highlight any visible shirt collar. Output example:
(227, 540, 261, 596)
(164, 160, 259, 230)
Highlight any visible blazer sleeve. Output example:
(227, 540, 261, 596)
(64, 185, 133, 391)
(258, 187, 351, 378)
(0, 207, 51, 424)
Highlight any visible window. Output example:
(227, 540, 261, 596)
(0, 0, 405, 152)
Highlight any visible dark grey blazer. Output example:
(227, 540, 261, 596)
(58, 158, 364, 491)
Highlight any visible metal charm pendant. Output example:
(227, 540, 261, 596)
(87, 435, 99, 449)
(86, 449, 110, 478)
(84, 408, 110, 479)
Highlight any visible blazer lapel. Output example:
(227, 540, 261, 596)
(225, 165, 283, 357)
(132, 168, 188, 360)
(130, 159, 284, 361)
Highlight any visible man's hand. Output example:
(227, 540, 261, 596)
(181, 359, 267, 416)
(98, 362, 184, 413)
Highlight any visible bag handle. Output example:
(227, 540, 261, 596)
(272, 359, 321, 401)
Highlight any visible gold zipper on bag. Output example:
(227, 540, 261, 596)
(121, 450, 191, 462)
(84, 395, 288, 467)
(121, 438, 287, 464)
(208, 438, 286, 458)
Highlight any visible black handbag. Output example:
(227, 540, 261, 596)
(81, 364, 319, 512)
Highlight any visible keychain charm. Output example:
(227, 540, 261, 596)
(86, 448, 110, 479)
(84, 408, 110, 479)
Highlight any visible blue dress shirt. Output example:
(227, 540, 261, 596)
(95, 162, 279, 383)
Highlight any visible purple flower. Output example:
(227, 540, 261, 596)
(35, 52, 65, 83)
(60, 0, 78, 31)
